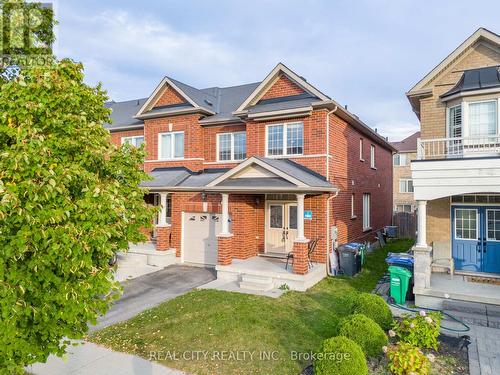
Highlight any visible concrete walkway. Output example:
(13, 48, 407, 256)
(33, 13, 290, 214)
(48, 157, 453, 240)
(468, 325, 500, 375)
(27, 341, 186, 375)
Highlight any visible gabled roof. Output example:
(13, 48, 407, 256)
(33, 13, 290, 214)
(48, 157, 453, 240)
(141, 157, 337, 193)
(234, 63, 330, 113)
(408, 28, 500, 95)
(391, 131, 420, 153)
(441, 66, 500, 100)
(104, 98, 147, 130)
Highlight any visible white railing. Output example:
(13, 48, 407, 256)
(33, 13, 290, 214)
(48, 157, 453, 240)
(417, 136, 500, 160)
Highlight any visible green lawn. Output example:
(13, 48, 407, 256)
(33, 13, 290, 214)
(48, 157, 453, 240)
(89, 239, 414, 375)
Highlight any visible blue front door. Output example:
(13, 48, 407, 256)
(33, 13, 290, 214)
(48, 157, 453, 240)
(452, 206, 500, 273)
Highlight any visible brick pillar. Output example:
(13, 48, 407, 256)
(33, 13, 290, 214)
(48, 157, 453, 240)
(156, 226, 171, 251)
(293, 239, 310, 275)
(217, 234, 233, 266)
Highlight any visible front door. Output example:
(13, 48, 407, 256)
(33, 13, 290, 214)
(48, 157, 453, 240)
(452, 206, 500, 273)
(266, 202, 298, 254)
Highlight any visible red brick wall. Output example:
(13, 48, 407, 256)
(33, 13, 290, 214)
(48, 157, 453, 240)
(328, 114, 393, 245)
(260, 74, 305, 100)
(109, 129, 144, 147)
(154, 86, 186, 107)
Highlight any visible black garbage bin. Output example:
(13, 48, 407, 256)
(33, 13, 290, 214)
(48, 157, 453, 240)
(338, 246, 359, 276)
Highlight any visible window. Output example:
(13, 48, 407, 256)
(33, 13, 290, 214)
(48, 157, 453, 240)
(121, 135, 144, 147)
(399, 179, 414, 193)
(362, 194, 371, 230)
(455, 208, 477, 240)
(153, 194, 172, 225)
(266, 122, 303, 156)
(487, 209, 500, 241)
(359, 138, 364, 161)
(393, 153, 407, 166)
(395, 204, 412, 213)
(217, 132, 246, 161)
(448, 105, 462, 138)
(351, 193, 356, 218)
(159, 132, 184, 159)
(469, 100, 497, 137)
(269, 205, 283, 228)
(370, 145, 376, 168)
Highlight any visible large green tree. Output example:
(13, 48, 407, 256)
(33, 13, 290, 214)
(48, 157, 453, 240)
(0, 58, 153, 372)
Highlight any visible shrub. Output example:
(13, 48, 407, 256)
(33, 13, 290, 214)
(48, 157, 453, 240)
(352, 293, 393, 330)
(339, 314, 388, 357)
(386, 343, 430, 375)
(392, 311, 442, 350)
(314, 336, 368, 375)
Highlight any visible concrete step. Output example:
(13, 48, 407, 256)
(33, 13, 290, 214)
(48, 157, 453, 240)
(239, 274, 274, 291)
(118, 252, 148, 267)
(443, 309, 489, 327)
(239, 280, 274, 292)
(442, 300, 487, 314)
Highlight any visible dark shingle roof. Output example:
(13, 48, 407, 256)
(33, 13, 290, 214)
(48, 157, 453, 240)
(104, 98, 147, 130)
(391, 131, 420, 152)
(441, 66, 500, 99)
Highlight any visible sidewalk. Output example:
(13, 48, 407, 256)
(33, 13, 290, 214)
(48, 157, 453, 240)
(468, 325, 500, 375)
(27, 341, 186, 375)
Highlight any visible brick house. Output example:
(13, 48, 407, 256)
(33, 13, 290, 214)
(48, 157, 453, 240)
(106, 63, 394, 291)
(407, 28, 500, 307)
(391, 131, 420, 213)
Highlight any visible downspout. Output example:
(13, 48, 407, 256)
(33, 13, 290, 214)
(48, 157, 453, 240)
(325, 106, 338, 180)
(326, 190, 339, 276)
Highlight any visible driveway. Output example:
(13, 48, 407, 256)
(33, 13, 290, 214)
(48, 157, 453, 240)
(91, 264, 216, 332)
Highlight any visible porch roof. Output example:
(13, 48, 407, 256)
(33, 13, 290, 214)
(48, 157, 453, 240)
(141, 156, 338, 193)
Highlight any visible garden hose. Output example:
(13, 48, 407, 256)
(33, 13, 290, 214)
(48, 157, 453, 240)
(388, 302, 470, 333)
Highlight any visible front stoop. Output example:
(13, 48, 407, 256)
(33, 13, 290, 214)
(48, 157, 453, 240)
(127, 246, 178, 268)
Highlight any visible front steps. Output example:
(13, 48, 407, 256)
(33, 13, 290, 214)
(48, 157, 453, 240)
(239, 274, 274, 291)
(442, 300, 500, 329)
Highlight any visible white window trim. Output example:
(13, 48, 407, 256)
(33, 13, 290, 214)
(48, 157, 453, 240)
(216, 131, 246, 162)
(351, 193, 357, 219)
(265, 122, 304, 158)
(370, 145, 376, 169)
(121, 135, 144, 147)
(363, 193, 371, 231)
(158, 131, 185, 160)
(399, 179, 414, 193)
(359, 138, 364, 161)
(448, 98, 500, 138)
(486, 209, 500, 242)
(393, 153, 407, 167)
(454, 208, 479, 241)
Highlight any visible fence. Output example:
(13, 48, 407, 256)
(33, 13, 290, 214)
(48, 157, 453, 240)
(392, 212, 417, 239)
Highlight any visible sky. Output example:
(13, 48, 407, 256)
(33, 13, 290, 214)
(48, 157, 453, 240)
(55, 0, 500, 142)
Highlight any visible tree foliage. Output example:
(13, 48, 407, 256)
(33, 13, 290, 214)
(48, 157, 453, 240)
(0, 59, 153, 373)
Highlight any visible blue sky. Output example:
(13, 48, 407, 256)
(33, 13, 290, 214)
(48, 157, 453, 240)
(56, 0, 500, 141)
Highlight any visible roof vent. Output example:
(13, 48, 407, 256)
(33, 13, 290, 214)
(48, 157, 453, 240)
(204, 99, 213, 106)
(344, 105, 348, 110)
(136, 99, 140, 105)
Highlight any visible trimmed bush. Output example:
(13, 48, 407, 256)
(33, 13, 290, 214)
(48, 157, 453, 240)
(314, 336, 368, 375)
(352, 293, 393, 330)
(339, 314, 388, 357)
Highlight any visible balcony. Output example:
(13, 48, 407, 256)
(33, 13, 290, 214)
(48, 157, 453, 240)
(417, 136, 500, 160)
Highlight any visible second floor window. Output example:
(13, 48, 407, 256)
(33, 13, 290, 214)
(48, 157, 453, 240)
(399, 179, 414, 193)
(393, 153, 407, 166)
(370, 145, 376, 168)
(159, 131, 184, 159)
(217, 132, 246, 161)
(267, 122, 303, 156)
(469, 100, 497, 137)
(448, 104, 462, 138)
(121, 135, 144, 147)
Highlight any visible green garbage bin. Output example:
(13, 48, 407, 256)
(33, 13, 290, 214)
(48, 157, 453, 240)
(388, 266, 413, 304)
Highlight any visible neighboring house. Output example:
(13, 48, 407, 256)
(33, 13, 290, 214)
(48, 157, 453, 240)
(407, 28, 500, 307)
(391, 131, 420, 212)
(106, 63, 394, 291)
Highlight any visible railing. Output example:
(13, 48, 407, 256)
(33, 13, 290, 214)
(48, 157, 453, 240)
(417, 136, 500, 160)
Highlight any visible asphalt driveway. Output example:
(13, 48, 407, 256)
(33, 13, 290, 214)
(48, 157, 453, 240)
(91, 264, 216, 332)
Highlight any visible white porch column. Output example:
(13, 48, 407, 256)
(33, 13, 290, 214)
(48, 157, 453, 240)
(416, 200, 427, 247)
(296, 193, 306, 241)
(158, 192, 169, 226)
(220, 193, 230, 235)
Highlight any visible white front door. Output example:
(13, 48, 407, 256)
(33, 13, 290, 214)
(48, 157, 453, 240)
(266, 202, 298, 254)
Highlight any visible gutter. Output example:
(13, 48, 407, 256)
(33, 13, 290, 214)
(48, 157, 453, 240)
(142, 186, 339, 193)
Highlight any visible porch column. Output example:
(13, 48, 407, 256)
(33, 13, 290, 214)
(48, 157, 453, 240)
(156, 192, 170, 251)
(158, 192, 169, 226)
(220, 193, 230, 235)
(296, 193, 306, 241)
(416, 200, 427, 248)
